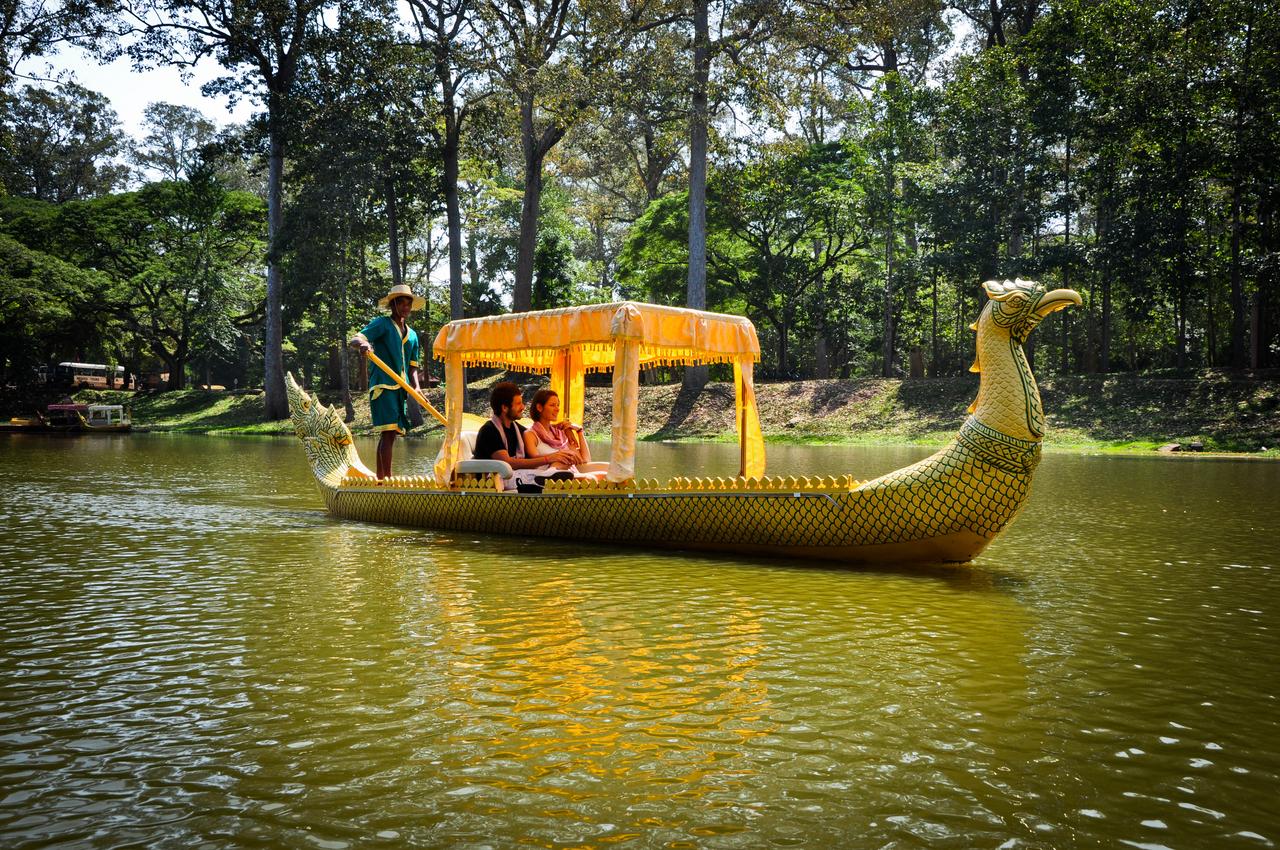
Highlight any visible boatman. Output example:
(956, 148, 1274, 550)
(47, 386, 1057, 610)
(349, 283, 424, 480)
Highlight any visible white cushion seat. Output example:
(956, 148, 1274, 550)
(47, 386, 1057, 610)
(449, 430, 513, 479)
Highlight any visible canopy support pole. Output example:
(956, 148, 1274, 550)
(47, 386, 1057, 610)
(433, 355, 466, 485)
(550, 349, 568, 418)
(566, 347, 585, 426)
(549, 347, 586, 427)
(608, 340, 640, 482)
(734, 357, 765, 479)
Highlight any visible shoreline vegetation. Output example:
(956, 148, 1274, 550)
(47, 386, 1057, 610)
(23, 370, 1279, 458)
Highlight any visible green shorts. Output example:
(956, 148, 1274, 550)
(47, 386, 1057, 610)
(369, 386, 410, 434)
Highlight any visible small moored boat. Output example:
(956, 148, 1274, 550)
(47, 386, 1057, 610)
(0, 404, 132, 434)
(288, 279, 1079, 565)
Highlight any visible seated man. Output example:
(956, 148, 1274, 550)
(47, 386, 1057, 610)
(473, 381, 572, 489)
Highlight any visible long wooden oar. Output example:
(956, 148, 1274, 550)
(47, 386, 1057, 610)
(364, 350, 447, 426)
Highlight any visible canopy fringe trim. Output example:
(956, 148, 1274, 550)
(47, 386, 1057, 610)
(449, 345, 758, 373)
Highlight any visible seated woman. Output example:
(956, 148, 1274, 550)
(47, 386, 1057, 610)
(524, 389, 609, 479)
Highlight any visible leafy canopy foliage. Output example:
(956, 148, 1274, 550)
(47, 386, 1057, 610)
(0, 82, 129, 202)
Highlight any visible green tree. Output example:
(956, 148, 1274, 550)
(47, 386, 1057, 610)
(617, 190, 693, 303)
(682, 0, 777, 391)
(709, 140, 873, 376)
(284, 3, 440, 414)
(0, 231, 111, 385)
(554, 27, 689, 298)
(117, 174, 265, 389)
(132, 101, 216, 181)
(0, 82, 129, 201)
(406, 0, 489, 322)
(622, 140, 873, 377)
(0, 0, 117, 85)
(1, 177, 265, 388)
(478, 0, 680, 312)
(122, 0, 328, 417)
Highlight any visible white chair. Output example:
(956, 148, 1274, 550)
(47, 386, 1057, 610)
(445, 430, 515, 486)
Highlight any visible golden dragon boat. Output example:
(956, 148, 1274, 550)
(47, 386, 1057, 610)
(287, 279, 1079, 565)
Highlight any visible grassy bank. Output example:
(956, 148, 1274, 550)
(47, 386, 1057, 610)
(39, 370, 1280, 457)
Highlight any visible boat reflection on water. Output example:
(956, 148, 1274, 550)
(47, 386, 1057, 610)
(228, 523, 1035, 842)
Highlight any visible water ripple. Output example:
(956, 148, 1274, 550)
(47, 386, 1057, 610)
(0, 436, 1277, 848)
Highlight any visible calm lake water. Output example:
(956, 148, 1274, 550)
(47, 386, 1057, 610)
(1, 433, 1277, 849)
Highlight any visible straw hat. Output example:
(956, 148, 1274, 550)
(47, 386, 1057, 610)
(377, 284, 426, 311)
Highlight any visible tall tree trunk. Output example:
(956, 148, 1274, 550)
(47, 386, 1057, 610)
(1229, 9, 1255, 370)
(165, 356, 185, 391)
(777, 316, 789, 378)
(340, 223, 354, 422)
(513, 95, 563, 313)
(444, 135, 464, 321)
(386, 177, 402, 288)
(815, 334, 829, 379)
(683, 0, 711, 393)
(1207, 283, 1218, 366)
(1230, 185, 1246, 370)
(326, 345, 340, 389)
(1095, 182, 1112, 373)
(686, 0, 709, 312)
(167, 335, 189, 390)
(1009, 154, 1024, 263)
(1259, 198, 1279, 368)
(467, 229, 480, 295)
(882, 219, 895, 377)
(1175, 290, 1187, 370)
(930, 247, 939, 377)
(358, 244, 369, 390)
(1062, 131, 1072, 374)
(514, 138, 542, 313)
(881, 152, 896, 377)
(263, 99, 287, 419)
(881, 54, 899, 378)
(1176, 178, 1192, 369)
(1100, 274, 1112, 373)
(1250, 291, 1262, 369)
(437, 55, 465, 322)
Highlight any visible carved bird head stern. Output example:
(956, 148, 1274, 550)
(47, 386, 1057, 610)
(976, 278, 1082, 341)
(967, 280, 1083, 435)
(286, 372, 373, 486)
(970, 279, 1082, 368)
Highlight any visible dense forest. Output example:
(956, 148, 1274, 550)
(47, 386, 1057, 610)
(2, 0, 1277, 416)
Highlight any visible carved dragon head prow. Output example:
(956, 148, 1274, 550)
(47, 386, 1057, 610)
(286, 372, 374, 485)
(967, 279, 1081, 441)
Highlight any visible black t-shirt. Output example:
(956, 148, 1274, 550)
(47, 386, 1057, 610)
(473, 420, 524, 460)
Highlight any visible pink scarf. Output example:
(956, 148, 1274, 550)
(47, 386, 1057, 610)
(490, 414, 525, 458)
(531, 420, 571, 451)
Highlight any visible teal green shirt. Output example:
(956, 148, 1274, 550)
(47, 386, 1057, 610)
(361, 315, 421, 395)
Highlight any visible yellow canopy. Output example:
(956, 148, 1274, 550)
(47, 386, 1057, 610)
(432, 302, 765, 484)
(432, 301, 761, 370)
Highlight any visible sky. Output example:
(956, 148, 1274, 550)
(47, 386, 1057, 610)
(43, 46, 252, 138)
